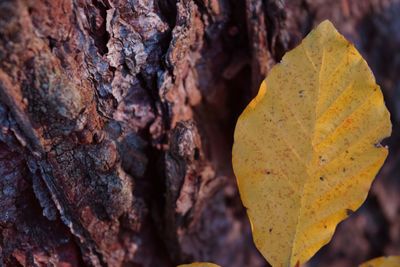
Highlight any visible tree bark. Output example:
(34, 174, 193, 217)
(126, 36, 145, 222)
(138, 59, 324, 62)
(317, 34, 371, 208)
(0, 0, 399, 267)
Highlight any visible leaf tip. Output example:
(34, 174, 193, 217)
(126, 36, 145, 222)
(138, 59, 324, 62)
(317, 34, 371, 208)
(317, 19, 336, 30)
(313, 19, 340, 37)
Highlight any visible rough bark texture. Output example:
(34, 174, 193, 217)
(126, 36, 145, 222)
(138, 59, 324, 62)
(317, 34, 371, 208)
(0, 0, 399, 266)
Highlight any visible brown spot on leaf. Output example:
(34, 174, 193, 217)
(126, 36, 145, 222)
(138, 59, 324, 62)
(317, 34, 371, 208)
(346, 209, 354, 216)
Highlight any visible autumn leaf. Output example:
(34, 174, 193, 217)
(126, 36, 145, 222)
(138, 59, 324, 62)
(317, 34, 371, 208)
(232, 20, 392, 267)
(360, 256, 400, 267)
(177, 263, 220, 267)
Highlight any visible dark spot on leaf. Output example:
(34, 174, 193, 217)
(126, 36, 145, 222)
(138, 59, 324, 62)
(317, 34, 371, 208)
(324, 225, 327, 229)
(374, 142, 382, 148)
(350, 157, 355, 161)
(343, 168, 346, 172)
(298, 90, 304, 97)
(319, 176, 324, 181)
(346, 209, 354, 216)
(269, 228, 272, 233)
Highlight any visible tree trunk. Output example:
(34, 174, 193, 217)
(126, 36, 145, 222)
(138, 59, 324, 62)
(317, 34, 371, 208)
(0, 0, 399, 266)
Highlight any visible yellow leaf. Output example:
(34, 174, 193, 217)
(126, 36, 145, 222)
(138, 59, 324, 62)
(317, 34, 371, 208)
(177, 263, 220, 267)
(232, 20, 391, 267)
(360, 256, 400, 267)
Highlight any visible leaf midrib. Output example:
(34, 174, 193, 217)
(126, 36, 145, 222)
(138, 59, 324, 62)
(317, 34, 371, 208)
(288, 39, 326, 266)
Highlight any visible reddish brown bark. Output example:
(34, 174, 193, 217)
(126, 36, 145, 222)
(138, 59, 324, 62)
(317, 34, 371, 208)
(0, 0, 399, 267)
